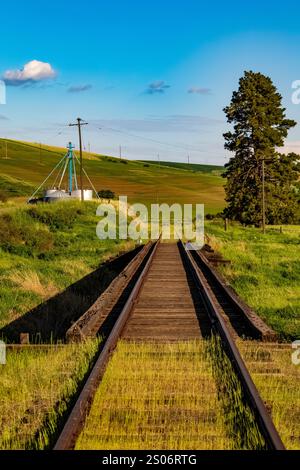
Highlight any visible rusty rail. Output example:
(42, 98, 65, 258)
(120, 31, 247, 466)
(54, 239, 284, 451)
(54, 238, 160, 450)
(193, 249, 277, 340)
(66, 241, 154, 342)
(181, 241, 285, 450)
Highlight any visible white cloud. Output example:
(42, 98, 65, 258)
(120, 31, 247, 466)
(145, 80, 170, 94)
(68, 84, 92, 93)
(188, 87, 211, 95)
(3, 60, 56, 86)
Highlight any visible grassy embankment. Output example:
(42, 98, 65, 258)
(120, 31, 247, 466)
(0, 200, 134, 330)
(0, 339, 100, 449)
(205, 220, 300, 340)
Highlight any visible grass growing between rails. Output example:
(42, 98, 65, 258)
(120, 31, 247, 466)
(76, 339, 265, 450)
(205, 221, 300, 340)
(238, 341, 300, 449)
(0, 339, 101, 449)
(0, 200, 135, 330)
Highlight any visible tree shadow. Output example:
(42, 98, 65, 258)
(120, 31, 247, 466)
(0, 246, 141, 343)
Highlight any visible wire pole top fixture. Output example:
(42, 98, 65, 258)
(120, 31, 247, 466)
(69, 118, 88, 201)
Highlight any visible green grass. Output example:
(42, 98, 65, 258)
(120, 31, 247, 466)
(0, 174, 35, 199)
(0, 139, 225, 213)
(0, 339, 100, 449)
(140, 160, 224, 175)
(239, 341, 300, 449)
(205, 221, 300, 340)
(75, 338, 265, 450)
(0, 200, 135, 330)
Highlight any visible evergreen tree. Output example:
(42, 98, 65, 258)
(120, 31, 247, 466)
(223, 70, 299, 225)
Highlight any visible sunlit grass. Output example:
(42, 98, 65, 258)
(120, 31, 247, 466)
(238, 340, 300, 450)
(0, 200, 135, 330)
(0, 339, 100, 449)
(76, 338, 265, 450)
(206, 221, 300, 339)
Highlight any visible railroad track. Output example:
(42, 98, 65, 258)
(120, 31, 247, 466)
(54, 240, 284, 450)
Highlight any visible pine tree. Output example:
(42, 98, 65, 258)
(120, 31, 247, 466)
(223, 71, 299, 226)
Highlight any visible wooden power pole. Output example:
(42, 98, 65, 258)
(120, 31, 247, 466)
(69, 118, 88, 201)
(262, 157, 266, 234)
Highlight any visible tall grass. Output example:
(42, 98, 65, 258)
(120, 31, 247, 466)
(0, 200, 135, 329)
(238, 340, 300, 450)
(76, 338, 265, 450)
(206, 221, 300, 340)
(0, 339, 100, 449)
(209, 335, 266, 449)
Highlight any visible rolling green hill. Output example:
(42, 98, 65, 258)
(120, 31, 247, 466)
(140, 160, 224, 175)
(0, 139, 225, 213)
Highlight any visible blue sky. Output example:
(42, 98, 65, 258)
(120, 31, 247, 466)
(1, 0, 300, 164)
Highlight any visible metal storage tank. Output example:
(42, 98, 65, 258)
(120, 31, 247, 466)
(44, 189, 71, 203)
(70, 189, 93, 200)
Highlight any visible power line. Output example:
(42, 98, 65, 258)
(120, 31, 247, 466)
(93, 125, 205, 154)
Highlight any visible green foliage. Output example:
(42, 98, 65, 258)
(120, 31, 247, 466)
(223, 71, 299, 225)
(97, 189, 116, 200)
(0, 212, 53, 256)
(27, 202, 82, 230)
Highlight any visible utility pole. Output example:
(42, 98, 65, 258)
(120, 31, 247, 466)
(69, 117, 88, 201)
(119, 145, 122, 159)
(187, 154, 190, 165)
(262, 157, 266, 234)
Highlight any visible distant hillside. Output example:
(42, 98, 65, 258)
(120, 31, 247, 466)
(0, 139, 225, 213)
(141, 160, 224, 175)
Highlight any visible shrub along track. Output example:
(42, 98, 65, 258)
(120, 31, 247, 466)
(54, 240, 285, 450)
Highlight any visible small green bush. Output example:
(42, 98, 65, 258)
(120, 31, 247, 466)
(0, 212, 53, 256)
(97, 189, 116, 200)
(27, 203, 80, 230)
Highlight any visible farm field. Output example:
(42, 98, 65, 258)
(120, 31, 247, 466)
(0, 139, 225, 213)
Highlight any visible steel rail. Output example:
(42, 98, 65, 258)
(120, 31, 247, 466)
(54, 238, 160, 450)
(192, 249, 277, 340)
(180, 240, 285, 450)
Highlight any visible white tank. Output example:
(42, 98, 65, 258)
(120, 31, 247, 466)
(70, 189, 93, 200)
(44, 189, 70, 202)
(44, 188, 93, 202)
